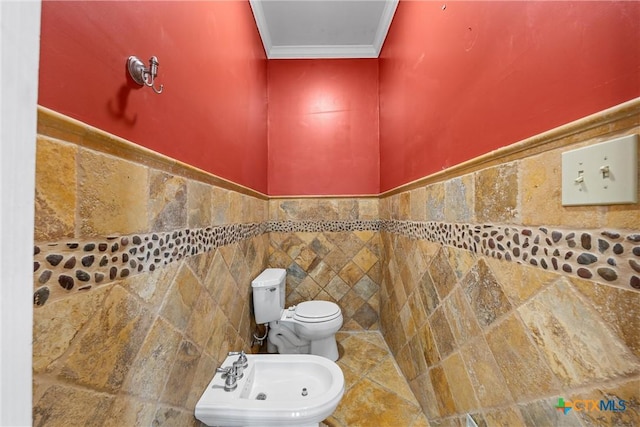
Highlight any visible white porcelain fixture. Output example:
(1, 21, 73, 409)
(195, 353, 345, 427)
(252, 268, 343, 361)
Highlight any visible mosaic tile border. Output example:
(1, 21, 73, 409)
(33, 223, 267, 306)
(33, 219, 639, 307)
(382, 220, 640, 291)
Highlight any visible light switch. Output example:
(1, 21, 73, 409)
(561, 134, 638, 206)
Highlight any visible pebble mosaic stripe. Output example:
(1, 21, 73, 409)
(33, 223, 267, 306)
(33, 219, 639, 307)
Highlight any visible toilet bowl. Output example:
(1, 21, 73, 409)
(195, 352, 345, 427)
(252, 269, 343, 361)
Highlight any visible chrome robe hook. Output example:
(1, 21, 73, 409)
(127, 55, 164, 94)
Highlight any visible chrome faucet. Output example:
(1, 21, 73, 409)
(216, 365, 242, 391)
(215, 351, 249, 392)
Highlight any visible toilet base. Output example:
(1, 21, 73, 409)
(310, 336, 339, 362)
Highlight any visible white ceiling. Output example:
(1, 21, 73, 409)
(250, 0, 399, 59)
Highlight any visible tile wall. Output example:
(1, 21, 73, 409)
(378, 105, 640, 426)
(32, 110, 269, 426)
(32, 101, 640, 427)
(267, 199, 382, 330)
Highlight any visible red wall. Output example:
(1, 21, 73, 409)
(39, 1, 268, 193)
(379, 1, 640, 192)
(267, 60, 380, 196)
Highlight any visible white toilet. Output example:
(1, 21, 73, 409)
(252, 268, 343, 361)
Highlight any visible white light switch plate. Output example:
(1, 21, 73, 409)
(561, 134, 638, 206)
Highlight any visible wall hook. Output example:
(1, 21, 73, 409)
(127, 55, 163, 94)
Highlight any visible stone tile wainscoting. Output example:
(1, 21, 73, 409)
(267, 200, 382, 330)
(378, 100, 640, 426)
(33, 108, 270, 426)
(32, 100, 640, 426)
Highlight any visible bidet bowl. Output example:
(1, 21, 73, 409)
(195, 353, 345, 427)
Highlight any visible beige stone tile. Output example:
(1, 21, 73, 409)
(60, 285, 153, 393)
(161, 339, 202, 407)
(606, 201, 640, 229)
(211, 187, 230, 225)
(482, 407, 525, 427)
(484, 256, 557, 305)
(35, 136, 77, 241)
(122, 317, 182, 399)
(148, 170, 187, 231)
(429, 365, 457, 417)
(428, 249, 458, 299)
(126, 262, 179, 308)
(353, 275, 379, 301)
(294, 245, 318, 271)
(102, 395, 156, 427)
(425, 182, 445, 221)
(399, 302, 418, 342)
(338, 333, 389, 374)
(410, 373, 441, 420)
(187, 180, 212, 228)
(33, 384, 115, 427)
(206, 308, 232, 362)
(460, 259, 512, 328)
(368, 355, 418, 403)
(417, 322, 441, 365)
(410, 413, 431, 427)
(444, 246, 477, 281)
(353, 246, 378, 273)
(441, 351, 480, 412)
(33, 285, 110, 374)
(445, 174, 474, 222)
(339, 289, 365, 319)
(152, 405, 201, 427)
(352, 301, 378, 329)
(339, 261, 365, 286)
(518, 277, 640, 387)
(460, 337, 514, 408)
(186, 289, 217, 348)
(485, 313, 561, 400)
(475, 162, 518, 223)
(443, 288, 481, 348)
(334, 377, 421, 427)
(429, 306, 456, 358)
(406, 288, 428, 330)
(78, 148, 149, 236)
(520, 149, 564, 227)
(570, 378, 640, 426)
(309, 260, 336, 287)
(571, 277, 640, 358)
(159, 264, 202, 333)
(296, 275, 323, 299)
(399, 191, 411, 220)
(186, 352, 218, 410)
(278, 199, 319, 221)
(410, 187, 427, 221)
(395, 343, 418, 381)
(357, 198, 379, 220)
(325, 274, 351, 301)
(416, 270, 440, 316)
(227, 191, 245, 223)
(518, 397, 583, 427)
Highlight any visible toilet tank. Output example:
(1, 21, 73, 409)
(251, 268, 286, 324)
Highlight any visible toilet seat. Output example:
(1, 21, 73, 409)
(292, 301, 341, 323)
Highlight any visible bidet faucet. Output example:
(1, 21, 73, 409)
(216, 365, 242, 392)
(228, 351, 248, 367)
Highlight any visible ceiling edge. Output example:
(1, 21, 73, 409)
(249, 0, 273, 57)
(249, 0, 399, 59)
(268, 44, 379, 59)
(372, 0, 398, 56)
